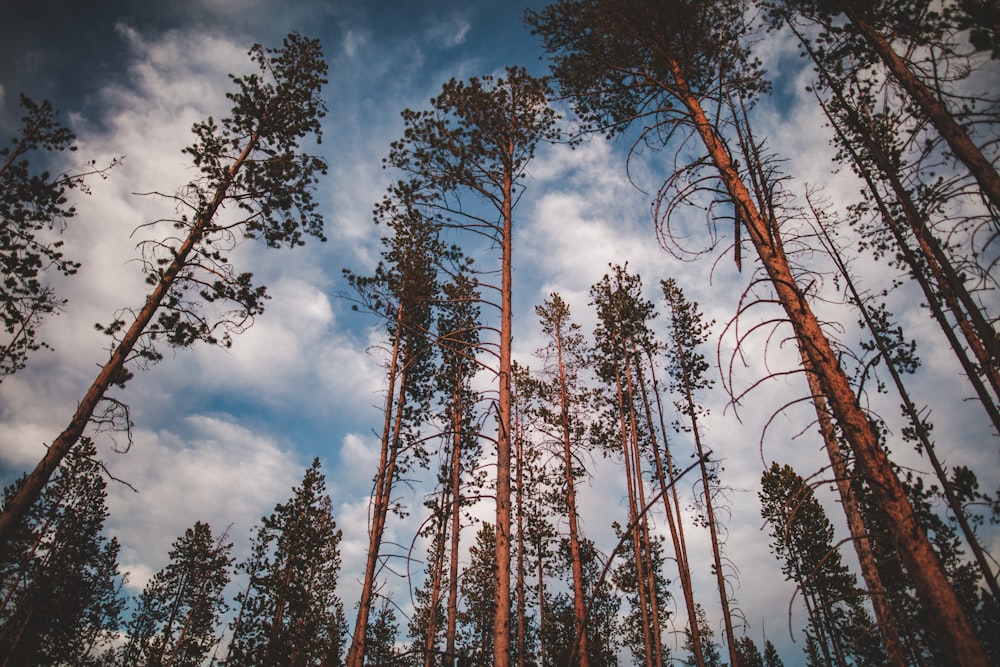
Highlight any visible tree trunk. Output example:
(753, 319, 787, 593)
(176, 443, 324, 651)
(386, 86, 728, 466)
(797, 337, 908, 667)
(347, 304, 408, 667)
(668, 63, 988, 667)
(839, 0, 1000, 215)
(493, 162, 514, 667)
(555, 322, 591, 667)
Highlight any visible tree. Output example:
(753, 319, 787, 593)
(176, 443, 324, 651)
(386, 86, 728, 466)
(735, 637, 765, 667)
(457, 521, 499, 666)
(0, 438, 126, 666)
(0, 96, 116, 380)
(767, 0, 1000, 214)
(365, 599, 403, 667)
(661, 278, 740, 667)
(759, 462, 886, 667)
(120, 521, 233, 667)
(532, 293, 593, 667)
(681, 605, 723, 667)
(224, 459, 347, 666)
(0, 32, 329, 547)
(528, 2, 987, 663)
(539, 537, 620, 667)
(386, 66, 559, 667)
(344, 188, 443, 667)
(589, 265, 667, 667)
(763, 640, 785, 667)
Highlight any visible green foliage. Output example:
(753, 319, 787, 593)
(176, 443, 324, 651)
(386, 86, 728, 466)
(224, 459, 347, 667)
(681, 604, 723, 667)
(365, 600, 404, 667)
(539, 537, 620, 667)
(99, 32, 329, 370)
(735, 636, 765, 667)
(120, 521, 233, 667)
(527, 0, 768, 138)
(0, 96, 113, 379)
(457, 522, 498, 664)
(611, 524, 671, 665)
(760, 462, 886, 666)
(0, 439, 126, 665)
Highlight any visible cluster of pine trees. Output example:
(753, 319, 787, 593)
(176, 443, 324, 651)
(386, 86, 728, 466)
(1, 452, 347, 666)
(2, 0, 1000, 665)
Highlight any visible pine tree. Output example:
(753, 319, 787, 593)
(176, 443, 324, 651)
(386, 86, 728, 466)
(759, 462, 885, 666)
(661, 278, 740, 667)
(763, 640, 785, 667)
(120, 521, 233, 667)
(0, 438, 125, 666)
(0, 33, 329, 547)
(539, 537, 620, 667)
(365, 600, 403, 667)
(531, 293, 593, 667)
(735, 637, 765, 667)
(224, 459, 347, 667)
(681, 605, 723, 667)
(386, 67, 559, 667)
(457, 522, 498, 666)
(528, 2, 986, 662)
(344, 188, 443, 667)
(0, 95, 116, 380)
(589, 265, 667, 667)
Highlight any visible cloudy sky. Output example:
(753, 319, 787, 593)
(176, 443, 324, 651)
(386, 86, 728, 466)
(2, 1, 998, 663)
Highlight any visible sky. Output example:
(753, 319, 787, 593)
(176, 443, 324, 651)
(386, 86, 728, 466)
(1, 1, 998, 664)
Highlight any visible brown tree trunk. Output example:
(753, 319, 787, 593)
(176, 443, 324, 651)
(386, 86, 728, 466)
(493, 161, 514, 667)
(642, 356, 705, 667)
(667, 63, 988, 667)
(445, 385, 464, 663)
(555, 322, 591, 667)
(797, 338, 909, 667)
(840, 0, 1000, 214)
(668, 315, 739, 667)
(347, 304, 407, 667)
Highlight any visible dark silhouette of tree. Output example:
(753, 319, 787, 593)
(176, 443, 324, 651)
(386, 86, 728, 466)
(0, 96, 118, 380)
(540, 537, 621, 667)
(760, 462, 886, 667)
(120, 521, 233, 667)
(224, 459, 347, 666)
(0, 33, 329, 547)
(0, 438, 126, 665)
(458, 521, 499, 666)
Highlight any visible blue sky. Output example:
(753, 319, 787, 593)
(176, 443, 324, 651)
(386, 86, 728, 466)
(2, 1, 998, 664)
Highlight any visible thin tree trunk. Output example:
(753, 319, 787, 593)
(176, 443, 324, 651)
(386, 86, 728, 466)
(812, 214, 1000, 602)
(347, 303, 408, 667)
(493, 158, 514, 667)
(668, 313, 739, 667)
(555, 321, 591, 667)
(445, 384, 464, 664)
(616, 349, 655, 666)
(668, 64, 987, 666)
(839, 0, 1000, 214)
(643, 355, 705, 667)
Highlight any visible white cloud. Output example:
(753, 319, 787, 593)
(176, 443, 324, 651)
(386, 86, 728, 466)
(105, 414, 302, 590)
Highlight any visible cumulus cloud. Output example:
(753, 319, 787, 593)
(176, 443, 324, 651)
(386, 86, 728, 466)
(105, 414, 302, 590)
